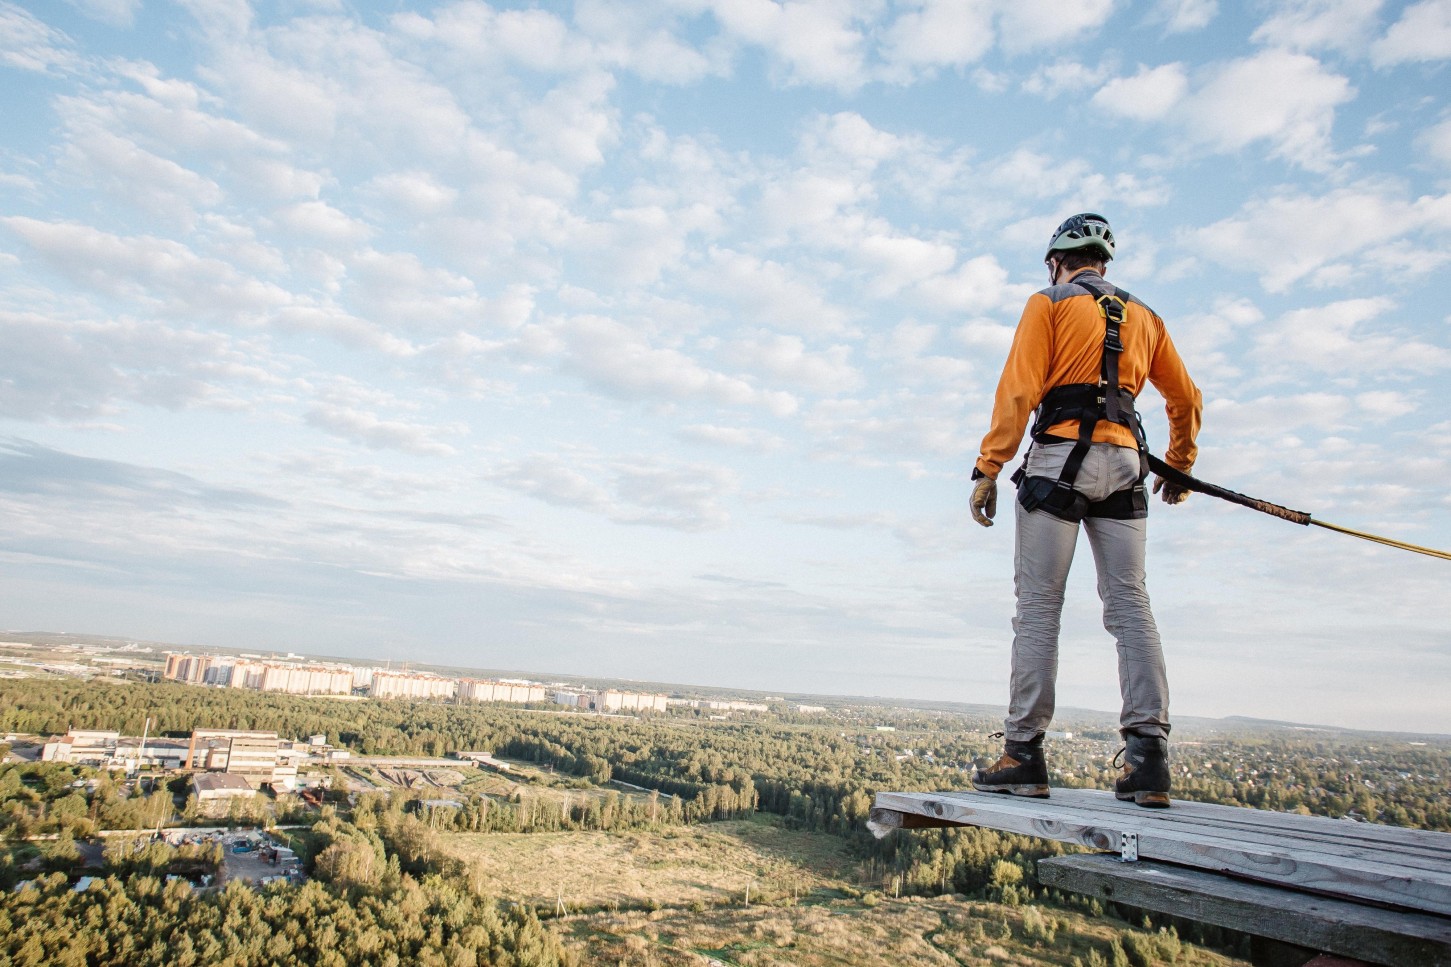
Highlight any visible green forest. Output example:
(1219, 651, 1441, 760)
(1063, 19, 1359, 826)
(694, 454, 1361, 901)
(2, 677, 1448, 965)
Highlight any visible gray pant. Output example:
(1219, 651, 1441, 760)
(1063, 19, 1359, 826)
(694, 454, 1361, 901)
(1006, 441, 1169, 742)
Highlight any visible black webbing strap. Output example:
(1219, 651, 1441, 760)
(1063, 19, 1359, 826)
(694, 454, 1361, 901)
(1012, 276, 1147, 511)
(1051, 277, 1132, 491)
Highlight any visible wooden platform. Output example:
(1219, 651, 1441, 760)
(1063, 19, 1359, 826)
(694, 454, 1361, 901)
(1037, 854, 1451, 966)
(871, 787, 1451, 964)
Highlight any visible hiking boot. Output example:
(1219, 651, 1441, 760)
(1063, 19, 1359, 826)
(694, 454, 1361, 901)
(972, 734, 1049, 798)
(1114, 731, 1171, 808)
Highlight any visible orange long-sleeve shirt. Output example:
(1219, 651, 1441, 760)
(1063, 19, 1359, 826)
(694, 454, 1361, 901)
(974, 269, 1202, 481)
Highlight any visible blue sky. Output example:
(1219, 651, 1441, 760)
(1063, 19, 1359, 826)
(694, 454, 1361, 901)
(2, 0, 1449, 732)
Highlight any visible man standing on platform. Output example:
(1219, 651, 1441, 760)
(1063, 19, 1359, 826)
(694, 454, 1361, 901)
(967, 213, 1202, 808)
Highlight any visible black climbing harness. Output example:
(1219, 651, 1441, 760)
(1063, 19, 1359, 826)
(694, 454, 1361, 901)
(1011, 275, 1150, 523)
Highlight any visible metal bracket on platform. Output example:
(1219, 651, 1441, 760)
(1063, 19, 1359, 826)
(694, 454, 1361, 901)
(1119, 832, 1138, 863)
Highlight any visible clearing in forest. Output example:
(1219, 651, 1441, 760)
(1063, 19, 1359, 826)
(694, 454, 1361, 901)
(440, 815, 857, 909)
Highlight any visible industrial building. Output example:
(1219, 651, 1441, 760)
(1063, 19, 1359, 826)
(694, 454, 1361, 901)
(187, 729, 295, 791)
(192, 773, 257, 802)
(41, 729, 121, 766)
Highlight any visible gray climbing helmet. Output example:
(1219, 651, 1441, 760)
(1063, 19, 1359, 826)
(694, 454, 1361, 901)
(1045, 212, 1115, 262)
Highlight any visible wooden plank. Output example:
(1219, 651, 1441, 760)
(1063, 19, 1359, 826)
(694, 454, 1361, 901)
(1058, 789, 1451, 860)
(866, 806, 958, 831)
(1037, 854, 1451, 967)
(938, 788, 1451, 857)
(925, 790, 1451, 874)
(871, 790, 1451, 916)
(893, 789, 1451, 906)
(916, 788, 1451, 870)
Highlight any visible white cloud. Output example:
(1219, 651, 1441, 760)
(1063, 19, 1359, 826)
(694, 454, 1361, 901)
(304, 403, 462, 457)
(58, 127, 225, 228)
(1154, 0, 1218, 33)
(1420, 116, 1451, 167)
(913, 254, 1024, 313)
(677, 424, 787, 451)
(999, 0, 1116, 52)
(691, 249, 854, 335)
(273, 201, 374, 244)
(1182, 50, 1354, 169)
(63, 0, 141, 27)
(488, 451, 739, 530)
(1022, 61, 1111, 99)
(0, 310, 274, 420)
(1185, 183, 1451, 291)
(1371, 0, 1451, 65)
(301, 378, 463, 456)
(1, 2, 78, 73)
(701, 0, 870, 90)
(542, 314, 798, 415)
(856, 232, 958, 297)
(1, 217, 290, 318)
(1255, 297, 1451, 376)
(521, 70, 620, 170)
(366, 172, 459, 216)
(1092, 63, 1188, 121)
(1251, 0, 1385, 54)
(722, 332, 861, 394)
(880, 0, 996, 76)
(574, 1, 720, 84)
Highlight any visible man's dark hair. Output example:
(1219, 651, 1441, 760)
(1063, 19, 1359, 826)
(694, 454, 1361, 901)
(1053, 250, 1107, 273)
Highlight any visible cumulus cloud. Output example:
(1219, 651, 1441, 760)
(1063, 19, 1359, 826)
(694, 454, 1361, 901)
(701, 0, 870, 90)
(1251, 0, 1385, 54)
(304, 399, 464, 458)
(1185, 183, 1451, 291)
(0, 437, 282, 510)
(879, 0, 996, 76)
(1092, 63, 1188, 121)
(0, 3, 78, 73)
(573, 1, 721, 84)
(1, 217, 290, 318)
(58, 127, 225, 229)
(721, 332, 862, 394)
(1183, 50, 1353, 169)
(63, 0, 141, 27)
(1022, 61, 1112, 99)
(1154, 0, 1218, 33)
(541, 314, 798, 416)
(676, 424, 787, 451)
(1420, 116, 1451, 167)
(487, 451, 738, 530)
(1254, 297, 1451, 377)
(691, 248, 854, 335)
(0, 310, 275, 420)
(999, 0, 1116, 52)
(1371, 0, 1451, 65)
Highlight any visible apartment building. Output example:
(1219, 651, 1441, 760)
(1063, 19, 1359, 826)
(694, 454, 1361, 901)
(370, 671, 457, 701)
(163, 652, 354, 695)
(457, 678, 546, 705)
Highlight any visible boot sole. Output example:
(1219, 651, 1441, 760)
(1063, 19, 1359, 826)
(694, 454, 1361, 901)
(1116, 790, 1171, 809)
(972, 781, 1050, 798)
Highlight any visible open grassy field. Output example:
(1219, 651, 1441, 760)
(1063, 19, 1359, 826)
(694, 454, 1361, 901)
(443, 815, 856, 909)
(442, 816, 1249, 967)
(560, 891, 1249, 966)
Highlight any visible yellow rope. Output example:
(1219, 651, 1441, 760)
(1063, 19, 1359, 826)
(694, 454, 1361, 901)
(1309, 519, 1451, 562)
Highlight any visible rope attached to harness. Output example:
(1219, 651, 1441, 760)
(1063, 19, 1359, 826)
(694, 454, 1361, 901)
(1147, 456, 1451, 562)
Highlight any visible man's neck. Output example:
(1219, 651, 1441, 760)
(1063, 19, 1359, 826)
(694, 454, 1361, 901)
(1055, 265, 1105, 285)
